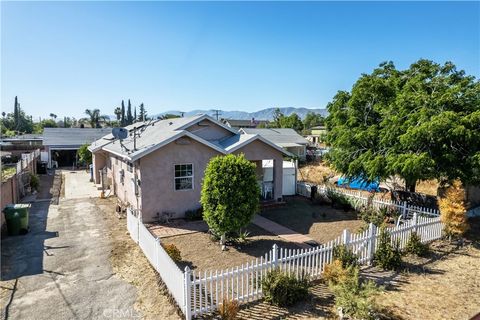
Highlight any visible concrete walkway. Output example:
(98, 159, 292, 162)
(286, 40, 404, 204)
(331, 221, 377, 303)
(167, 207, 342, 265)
(1, 171, 140, 320)
(253, 215, 317, 248)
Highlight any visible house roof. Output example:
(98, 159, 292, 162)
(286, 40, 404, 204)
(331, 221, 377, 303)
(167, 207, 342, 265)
(43, 128, 112, 147)
(221, 119, 269, 128)
(89, 114, 292, 161)
(310, 126, 326, 130)
(239, 128, 309, 147)
(2, 133, 43, 141)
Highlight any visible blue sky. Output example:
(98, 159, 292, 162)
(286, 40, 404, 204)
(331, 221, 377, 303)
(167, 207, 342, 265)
(1, 1, 479, 119)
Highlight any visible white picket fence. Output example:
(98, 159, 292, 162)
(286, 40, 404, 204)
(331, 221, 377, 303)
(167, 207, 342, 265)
(187, 214, 443, 318)
(127, 209, 186, 313)
(296, 182, 440, 222)
(127, 208, 444, 320)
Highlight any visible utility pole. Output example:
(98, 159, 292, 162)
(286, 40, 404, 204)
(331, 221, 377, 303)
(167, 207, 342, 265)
(213, 109, 222, 120)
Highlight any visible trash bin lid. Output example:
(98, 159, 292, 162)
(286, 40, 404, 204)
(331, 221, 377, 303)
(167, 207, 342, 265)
(4, 203, 31, 209)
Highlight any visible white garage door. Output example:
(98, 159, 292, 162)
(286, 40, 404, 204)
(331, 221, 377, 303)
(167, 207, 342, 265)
(282, 168, 296, 195)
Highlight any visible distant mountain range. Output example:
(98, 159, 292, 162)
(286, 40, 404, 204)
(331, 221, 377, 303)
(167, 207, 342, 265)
(153, 107, 328, 121)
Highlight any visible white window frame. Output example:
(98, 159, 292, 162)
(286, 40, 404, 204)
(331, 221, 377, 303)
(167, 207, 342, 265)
(174, 163, 194, 191)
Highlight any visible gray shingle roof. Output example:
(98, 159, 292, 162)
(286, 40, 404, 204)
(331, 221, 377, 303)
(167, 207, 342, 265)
(89, 114, 292, 161)
(240, 128, 309, 147)
(43, 128, 112, 147)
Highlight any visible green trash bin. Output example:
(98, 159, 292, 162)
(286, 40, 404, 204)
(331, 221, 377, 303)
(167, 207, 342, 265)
(3, 204, 30, 236)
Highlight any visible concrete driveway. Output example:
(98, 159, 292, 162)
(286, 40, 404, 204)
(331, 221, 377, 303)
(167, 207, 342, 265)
(1, 171, 140, 320)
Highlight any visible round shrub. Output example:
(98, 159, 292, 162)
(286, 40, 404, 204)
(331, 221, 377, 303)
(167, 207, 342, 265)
(261, 269, 310, 307)
(163, 243, 181, 262)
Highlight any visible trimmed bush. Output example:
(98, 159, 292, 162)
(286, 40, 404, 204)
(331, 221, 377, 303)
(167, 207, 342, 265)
(218, 297, 239, 320)
(405, 232, 429, 257)
(333, 244, 358, 268)
(163, 243, 181, 262)
(330, 267, 381, 320)
(262, 269, 310, 307)
(374, 226, 402, 270)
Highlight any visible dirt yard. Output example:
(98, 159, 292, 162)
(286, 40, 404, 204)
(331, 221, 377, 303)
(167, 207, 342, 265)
(95, 197, 181, 320)
(378, 219, 480, 320)
(162, 224, 300, 272)
(260, 198, 365, 244)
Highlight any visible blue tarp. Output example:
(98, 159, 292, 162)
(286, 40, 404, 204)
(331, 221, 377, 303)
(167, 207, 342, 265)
(337, 176, 380, 192)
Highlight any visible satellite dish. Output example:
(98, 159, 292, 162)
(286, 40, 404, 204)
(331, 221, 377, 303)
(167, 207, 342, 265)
(112, 127, 128, 140)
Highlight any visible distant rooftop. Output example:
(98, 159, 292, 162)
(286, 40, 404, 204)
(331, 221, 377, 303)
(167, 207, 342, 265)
(43, 127, 112, 147)
(240, 128, 309, 147)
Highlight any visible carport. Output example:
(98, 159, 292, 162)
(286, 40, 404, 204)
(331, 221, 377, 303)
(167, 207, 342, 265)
(43, 128, 111, 168)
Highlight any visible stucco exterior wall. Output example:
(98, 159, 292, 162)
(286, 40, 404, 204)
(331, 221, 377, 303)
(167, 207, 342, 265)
(233, 140, 284, 202)
(92, 152, 107, 184)
(185, 121, 234, 141)
(107, 156, 140, 210)
(139, 137, 221, 221)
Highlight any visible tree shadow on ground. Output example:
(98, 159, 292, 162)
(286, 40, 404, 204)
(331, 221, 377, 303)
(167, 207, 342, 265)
(260, 197, 362, 236)
(200, 280, 335, 320)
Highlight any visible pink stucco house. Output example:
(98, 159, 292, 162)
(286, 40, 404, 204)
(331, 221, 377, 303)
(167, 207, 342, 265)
(88, 115, 291, 222)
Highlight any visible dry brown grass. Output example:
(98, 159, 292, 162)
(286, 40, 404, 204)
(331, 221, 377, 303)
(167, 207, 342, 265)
(96, 197, 181, 320)
(415, 180, 439, 196)
(298, 161, 338, 185)
(378, 241, 480, 320)
(162, 224, 299, 272)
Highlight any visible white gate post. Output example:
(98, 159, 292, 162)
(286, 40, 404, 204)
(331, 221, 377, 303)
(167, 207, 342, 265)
(342, 229, 351, 247)
(184, 267, 192, 320)
(402, 201, 408, 219)
(272, 244, 278, 269)
(413, 212, 418, 234)
(367, 223, 376, 265)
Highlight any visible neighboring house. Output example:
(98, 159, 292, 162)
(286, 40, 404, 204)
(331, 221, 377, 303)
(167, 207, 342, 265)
(88, 115, 291, 222)
(221, 118, 269, 131)
(0, 134, 44, 157)
(43, 128, 111, 168)
(305, 125, 327, 147)
(239, 128, 309, 160)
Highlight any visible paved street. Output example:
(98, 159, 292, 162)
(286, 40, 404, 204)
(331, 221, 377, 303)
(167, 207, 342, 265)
(1, 171, 140, 320)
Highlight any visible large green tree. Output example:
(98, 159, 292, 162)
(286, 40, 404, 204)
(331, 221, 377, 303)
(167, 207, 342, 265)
(269, 108, 304, 132)
(303, 112, 324, 130)
(326, 60, 480, 192)
(201, 154, 260, 248)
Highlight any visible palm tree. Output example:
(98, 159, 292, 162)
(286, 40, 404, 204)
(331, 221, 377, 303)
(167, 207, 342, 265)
(84, 109, 106, 128)
(49, 113, 57, 120)
(114, 107, 122, 121)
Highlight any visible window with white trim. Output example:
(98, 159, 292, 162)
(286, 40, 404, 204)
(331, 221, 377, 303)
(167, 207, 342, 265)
(174, 164, 193, 190)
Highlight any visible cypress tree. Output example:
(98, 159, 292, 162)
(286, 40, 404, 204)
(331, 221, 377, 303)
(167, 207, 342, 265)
(134, 107, 137, 123)
(138, 103, 147, 121)
(121, 100, 126, 126)
(14, 96, 19, 130)
(126, 99, 133, 125)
